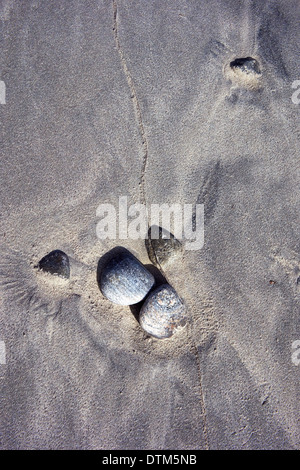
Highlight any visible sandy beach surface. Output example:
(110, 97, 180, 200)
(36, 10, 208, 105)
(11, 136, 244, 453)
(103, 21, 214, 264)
(0, 0, 299, 449)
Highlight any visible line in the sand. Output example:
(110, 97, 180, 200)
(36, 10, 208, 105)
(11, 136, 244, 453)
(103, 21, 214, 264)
(112, 0, 209, 450)
(112, 0, 149, 208)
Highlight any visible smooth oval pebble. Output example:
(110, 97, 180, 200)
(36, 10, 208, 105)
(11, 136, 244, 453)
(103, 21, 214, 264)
(139, 284, 186, 339)
(38, 249, 70, 279)
(100, 251, 155, 306)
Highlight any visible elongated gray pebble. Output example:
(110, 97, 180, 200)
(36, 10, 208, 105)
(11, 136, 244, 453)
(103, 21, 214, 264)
(139, 284, 186, 339)
(100, 250, 155, 306)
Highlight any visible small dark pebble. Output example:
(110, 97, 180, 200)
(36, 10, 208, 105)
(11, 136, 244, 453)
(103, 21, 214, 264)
(38, 249, 70, 279)
(230, 57, 261, 75)
(145, 225, 182, 267)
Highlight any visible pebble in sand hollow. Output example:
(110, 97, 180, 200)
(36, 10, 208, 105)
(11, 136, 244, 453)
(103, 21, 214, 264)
(139, 284, 187, 339)
(38, 250, 70, 279)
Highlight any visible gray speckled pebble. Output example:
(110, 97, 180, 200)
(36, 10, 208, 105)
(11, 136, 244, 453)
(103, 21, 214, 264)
(100, 251, 155, 306)
(139, 284, 187, 339)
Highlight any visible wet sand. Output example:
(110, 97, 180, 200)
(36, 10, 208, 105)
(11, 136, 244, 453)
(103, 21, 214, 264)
(0, 0, 299, 449)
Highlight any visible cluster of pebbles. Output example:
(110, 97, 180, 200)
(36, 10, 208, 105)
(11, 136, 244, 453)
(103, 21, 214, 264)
(99, 248, 186, 339)
(38, 238, 186, 340)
